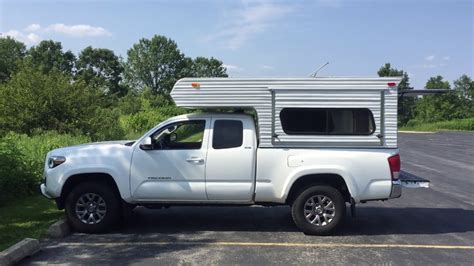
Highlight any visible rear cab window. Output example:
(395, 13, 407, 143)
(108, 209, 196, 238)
(212, 120, 243, 149)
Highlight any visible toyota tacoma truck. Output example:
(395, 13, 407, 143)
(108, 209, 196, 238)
(40, 77, 426, 235)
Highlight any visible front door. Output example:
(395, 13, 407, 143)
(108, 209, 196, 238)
(130, 119, 210, 201)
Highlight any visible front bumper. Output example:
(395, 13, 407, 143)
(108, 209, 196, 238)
(389, 180, 402, 198)
(40, 183, 53, 199)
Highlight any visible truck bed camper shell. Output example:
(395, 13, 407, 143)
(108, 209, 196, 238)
(171, 77, 402, 148)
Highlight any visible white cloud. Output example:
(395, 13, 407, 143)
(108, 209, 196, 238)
(46, 23, 111, 37)
(2, 30, 41, 45)
(260, 65, 274, 70)
(26, 33, 41, 44)
(415, 54, 450, 68)
(414, 63, 446, 69)
(419, 64, 438, 68)
(25, 24, 41, 32)
(425, 55, 435, 61)
(2, 23, 111, 46)
(223, 64, 243, 72)
(204, 2, 295, 50)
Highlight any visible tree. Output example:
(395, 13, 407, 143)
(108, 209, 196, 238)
(414, 75, 463, 122)
(377, 63, 415, 125)
(76, 46, 127, 96)
(27, 40, 76, 74)
(0, 37, 26, 83)
(425, 75, 451, 90)
(453, 74, 474, 100)
(184, 57, 228, 78)
(0, 63, 123, 140)
(453, 75, 474, 117)
(124, 35, 185, 95)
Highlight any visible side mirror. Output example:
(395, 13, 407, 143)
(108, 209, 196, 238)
(139, 137, 153, 150)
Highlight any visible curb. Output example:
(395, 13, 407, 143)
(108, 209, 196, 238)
(47, 219, 71, 239)
(0, 238, 40, 266)
(0, 219, 70, 265)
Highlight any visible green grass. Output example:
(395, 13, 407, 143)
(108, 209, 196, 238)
(400, 118, 474, 132)
(0, 195, 63, 251)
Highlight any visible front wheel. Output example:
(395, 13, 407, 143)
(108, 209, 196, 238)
(291, 185, 346, 235)
(65, 182, 121, 233)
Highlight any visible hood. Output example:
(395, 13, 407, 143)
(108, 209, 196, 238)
(83, 140, 134, 146)
(47, 140, 135, 157)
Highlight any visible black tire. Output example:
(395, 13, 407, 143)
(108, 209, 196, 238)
(65, 182, 121, 233)
(291, 185, 346, 235)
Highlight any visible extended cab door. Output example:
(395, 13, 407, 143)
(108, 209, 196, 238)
(130, 118, 210, 201)
(205, 117, 256, 202)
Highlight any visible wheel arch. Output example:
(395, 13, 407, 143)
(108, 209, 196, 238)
(57, 173, 121, 209)
(285, 173, 353, 205)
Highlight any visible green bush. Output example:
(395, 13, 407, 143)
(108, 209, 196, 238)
(120, 104, 186, 139)
(0, 138, 34, 206)
(80, 108, 126, 141)
(404, 119, 422, 128)
(401, 118, 474, 131)
(0, 132, 90, 206)
(5, 132, 91, 180)
(117, 91, 143, 115)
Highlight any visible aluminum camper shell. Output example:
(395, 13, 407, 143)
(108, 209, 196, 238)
(170, 77, 402, 148)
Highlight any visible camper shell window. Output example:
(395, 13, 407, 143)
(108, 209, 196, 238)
(280, 108, 375, 135)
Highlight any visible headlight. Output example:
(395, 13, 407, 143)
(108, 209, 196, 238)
(48, 156, 66, 168)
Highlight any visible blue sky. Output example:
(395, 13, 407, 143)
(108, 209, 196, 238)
(1, 0, 472, 89)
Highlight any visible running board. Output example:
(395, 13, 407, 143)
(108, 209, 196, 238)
(399, 170, 430, 188)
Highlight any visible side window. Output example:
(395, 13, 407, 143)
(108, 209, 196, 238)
(152, 120, 206, 150)
(328, 109, 374, 134)
(280, 108, 375, 135)
(279, 108, 327, 134)
(213, 120, 243, 149)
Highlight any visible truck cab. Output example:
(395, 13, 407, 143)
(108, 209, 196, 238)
(130, 113, 257, 203)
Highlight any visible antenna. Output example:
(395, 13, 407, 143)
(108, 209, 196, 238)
(310, 62, 329, 77)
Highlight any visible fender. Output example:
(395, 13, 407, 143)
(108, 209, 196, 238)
(55, 166, 131, 200)
(281, 165, 358, 201)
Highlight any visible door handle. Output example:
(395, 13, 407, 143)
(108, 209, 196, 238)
(186, 157, 204, 163)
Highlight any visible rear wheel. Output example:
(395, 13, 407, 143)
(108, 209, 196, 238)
(65, 182, 121, 233)
(291, 185, 346, 235)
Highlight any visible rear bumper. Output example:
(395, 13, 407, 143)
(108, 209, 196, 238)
(389, 180, 402, 198)
(40, 183, 53, 199)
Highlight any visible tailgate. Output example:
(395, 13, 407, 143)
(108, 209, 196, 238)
(400, 170, 430, 188)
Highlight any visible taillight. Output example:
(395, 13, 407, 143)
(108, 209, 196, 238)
(388, 154, 401, 180)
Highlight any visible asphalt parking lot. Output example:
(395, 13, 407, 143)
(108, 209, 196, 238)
(22, 132, 474, 265)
